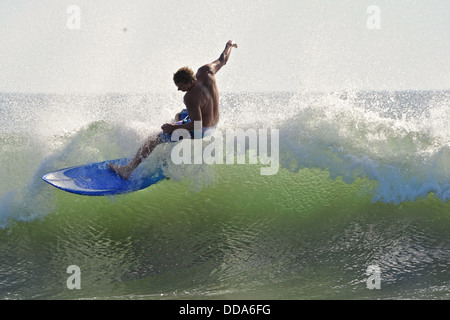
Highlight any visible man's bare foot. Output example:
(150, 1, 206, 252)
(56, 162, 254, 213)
(109, 163, 133, 180)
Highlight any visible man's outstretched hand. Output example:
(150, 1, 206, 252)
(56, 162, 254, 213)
(221, 40, 237, 65)
(227, 40, 238, 49)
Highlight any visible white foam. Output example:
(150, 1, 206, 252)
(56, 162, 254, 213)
(276, 91, 450, 203)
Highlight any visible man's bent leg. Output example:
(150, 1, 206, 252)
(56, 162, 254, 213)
(109, 135, 162, 179)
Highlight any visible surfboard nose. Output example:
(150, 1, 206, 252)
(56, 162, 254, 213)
(42, 158, 166, 196)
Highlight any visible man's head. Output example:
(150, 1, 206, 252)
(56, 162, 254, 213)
(173, 67, 197, 92)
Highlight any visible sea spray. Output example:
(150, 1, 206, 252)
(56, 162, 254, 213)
(1, 91, 449, 229)
(277, 90, 450, 203)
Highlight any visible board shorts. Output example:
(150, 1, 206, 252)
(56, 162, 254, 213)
(159, 109, 216, 143)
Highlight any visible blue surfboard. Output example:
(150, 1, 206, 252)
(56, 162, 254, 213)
(42, 158, 166, 196)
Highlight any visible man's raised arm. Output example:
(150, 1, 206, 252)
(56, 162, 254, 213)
(207, 40, 238, 75)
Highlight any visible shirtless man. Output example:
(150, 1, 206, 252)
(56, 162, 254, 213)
(109, 40, 237, 179)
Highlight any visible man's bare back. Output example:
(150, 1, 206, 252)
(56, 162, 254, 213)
(109, 40, 237, 179)
(184, 66, 220, 128)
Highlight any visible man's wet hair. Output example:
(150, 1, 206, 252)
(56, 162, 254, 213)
(173, 67, 197, 84)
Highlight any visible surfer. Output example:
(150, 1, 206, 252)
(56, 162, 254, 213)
(109, 40, 238, 179)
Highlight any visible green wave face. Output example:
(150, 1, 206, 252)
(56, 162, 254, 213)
(1, 164, 449, 299)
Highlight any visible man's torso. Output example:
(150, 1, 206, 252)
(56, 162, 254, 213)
(184, 65, 219, 128)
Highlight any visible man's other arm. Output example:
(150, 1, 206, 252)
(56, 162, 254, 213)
(200, 40, 238, 76)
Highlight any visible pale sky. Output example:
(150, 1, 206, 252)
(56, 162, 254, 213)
(0, 0, 449, 93)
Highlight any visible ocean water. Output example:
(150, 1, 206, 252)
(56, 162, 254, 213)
(0, 91, 449, 300)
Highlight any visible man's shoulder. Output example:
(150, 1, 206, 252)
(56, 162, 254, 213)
(197, 64, 214, 77)
(196, 67, 216, 90)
